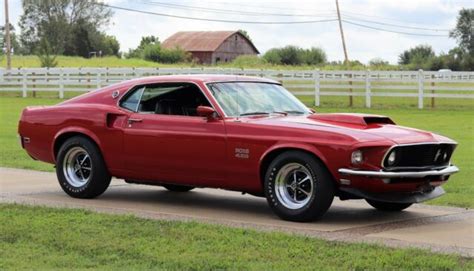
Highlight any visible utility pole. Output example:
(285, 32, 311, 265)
(335, 0, 353, 106)
(335, 0, 348, 63)
(4, 0, 12, 69)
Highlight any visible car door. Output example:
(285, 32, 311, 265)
(120, 83, 227, 186)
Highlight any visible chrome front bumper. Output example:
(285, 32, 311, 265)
(338, 165, 459, 178)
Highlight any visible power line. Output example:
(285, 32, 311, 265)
(98, 2, 450, 37)
(162, 0, 333, 12)
(342, 10, 453, 30)
(342, 14, 451, 32)
(141, 1, 452, 32)
(98, 3, 339, 24)
(342, 19, 448, 37)
(142, 1, 335, 17)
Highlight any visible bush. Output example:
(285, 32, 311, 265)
(263, 45, 327, 66)
(141, 44, 189, 63)
(142, 43, 162, 62)
(159, 47, 190, 63)
(262, 48, 282, 64)
(36, 38, 57, 68)
(303, 47, 327, 65)
(369, 58, 389, 67)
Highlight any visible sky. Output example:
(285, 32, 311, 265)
(2, 0, 473, 64)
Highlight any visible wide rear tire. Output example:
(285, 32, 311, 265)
(264, 151, 335, 222)
(56, 136, 111, 198)
(366, 199, 412, 211)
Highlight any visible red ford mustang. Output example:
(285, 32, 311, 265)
(18, 75, 459, 221)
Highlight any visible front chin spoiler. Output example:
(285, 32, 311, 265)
(340, 186, 445, 204)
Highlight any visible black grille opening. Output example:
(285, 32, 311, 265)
(383, 143, 455, 170)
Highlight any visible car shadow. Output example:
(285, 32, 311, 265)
(95, 185, 423, 225)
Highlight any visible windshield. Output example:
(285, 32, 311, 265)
(207, 82, 310, 117)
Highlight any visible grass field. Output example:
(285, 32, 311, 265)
(0, 96, 473, 208)
(1, 204, 473, 270)
(0, 55, 398, 70)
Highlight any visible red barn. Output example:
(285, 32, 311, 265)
(162, 31, 259, 65)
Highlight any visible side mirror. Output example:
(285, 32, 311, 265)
(197, 106, 218, 120)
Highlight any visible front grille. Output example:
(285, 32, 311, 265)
(383, 143, 456, 170)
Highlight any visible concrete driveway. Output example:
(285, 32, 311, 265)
(1, 167, 473, 257)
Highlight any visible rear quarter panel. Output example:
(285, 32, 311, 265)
(18, 104, 128, 173)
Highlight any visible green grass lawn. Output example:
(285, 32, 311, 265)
(0, 55, 405, 70)
(0, 55, 316, 69)
(1, 96, 473, 208)
(1, 204, 472, 270)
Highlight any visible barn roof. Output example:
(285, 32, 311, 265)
(162, 31, 259, 53)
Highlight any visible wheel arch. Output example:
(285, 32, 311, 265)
(53, 127, 103, 161)
(258, 144, 332, 188)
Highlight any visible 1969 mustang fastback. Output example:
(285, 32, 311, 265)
(18, 75, 459, 221)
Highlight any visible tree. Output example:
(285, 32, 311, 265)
(450, 8, 474, 55)
(262, 48, 282, 64)
(126, 35, 160, 58)
(398, 45, 435, 66)
(448, 8, 474, 70)
(303, 47, 327, 65)
(238, 29, 252, 41)
(37, 38, 57, 68)
(278, 46, 303, 65)
(19, 0, 115, 56)
(101, 35, 120, 57)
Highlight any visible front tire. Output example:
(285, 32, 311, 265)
(56, 136, 111, 198)
(366, 199, 412, 211)
(264, 151, 335, 222)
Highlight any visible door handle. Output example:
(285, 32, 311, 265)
(127, 118, 143, 125)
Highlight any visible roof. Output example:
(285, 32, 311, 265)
(127, 74, 278, 85)
(161, 31, 259, 53)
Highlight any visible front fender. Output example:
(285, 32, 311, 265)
(259, 142, 329, 169)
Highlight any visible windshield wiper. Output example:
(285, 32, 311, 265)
(239, 112, 270, 116)
(271, 111, 288, 116)
(282, 110, 306, 115)
(239, 111, 306, 117)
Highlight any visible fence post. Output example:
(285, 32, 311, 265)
(0, 69, 4, 93)
(365, 69, 371, 108)
(418, 69, 424, 109)
(22, 69, 27, 98)
(431, 73, 435, 108)
(97, 69, 102, 89)
(348, 72, 353, 107)
(59, 68, 64, 99)
(314, 69, 320, 107)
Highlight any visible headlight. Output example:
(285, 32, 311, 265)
(387, 150, 397, 166)
(351, 150, 363, 165)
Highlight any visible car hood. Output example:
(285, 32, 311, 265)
(246, 113, 452, 145)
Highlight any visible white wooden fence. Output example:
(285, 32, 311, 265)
(1, 67, 473, 109)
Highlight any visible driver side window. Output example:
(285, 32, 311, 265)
(120, 83, 212, 117)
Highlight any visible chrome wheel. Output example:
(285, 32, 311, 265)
(63, 147, 92, 187)
(275, 163, 314, 209)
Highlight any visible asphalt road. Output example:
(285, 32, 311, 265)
(1, 167, 473, 257)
